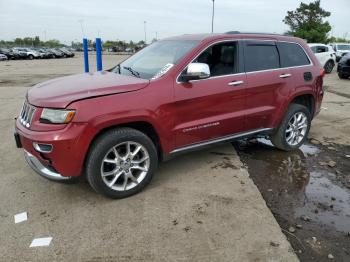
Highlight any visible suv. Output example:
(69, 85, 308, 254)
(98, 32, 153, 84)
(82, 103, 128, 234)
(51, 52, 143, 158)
(14, 32, 324, 198)
(330, 43, 350, 62)
(308, 43, 336, 73)
(12, 47, 41, 60)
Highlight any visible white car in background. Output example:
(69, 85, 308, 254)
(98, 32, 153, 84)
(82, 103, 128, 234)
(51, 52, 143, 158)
(308, 43, 336, 73)
(330, 43, 350, 62)
(12, 47, 41, 60)
(0, 54, 8, 61)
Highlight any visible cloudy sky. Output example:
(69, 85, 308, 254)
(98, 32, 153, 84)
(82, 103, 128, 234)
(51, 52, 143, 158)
(0, 0, 348, 44)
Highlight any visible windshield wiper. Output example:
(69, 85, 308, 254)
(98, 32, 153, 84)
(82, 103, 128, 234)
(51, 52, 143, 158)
(123, 66, 140, 78)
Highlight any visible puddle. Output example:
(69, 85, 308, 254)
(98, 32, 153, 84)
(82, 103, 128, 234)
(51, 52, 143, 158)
(234, 139, 350, 261)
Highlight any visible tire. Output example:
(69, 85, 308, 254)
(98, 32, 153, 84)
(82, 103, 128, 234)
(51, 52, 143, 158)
(324, 60, 334, 74)
(338, 73, 349, 79)
(270, 104, 311, 151)
(86, 128, 158, 199)
(28, 54, 34, 60)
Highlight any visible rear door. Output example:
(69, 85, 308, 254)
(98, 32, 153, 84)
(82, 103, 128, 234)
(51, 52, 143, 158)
(277, 41, 315, 107)
(243, 40, 292, 131)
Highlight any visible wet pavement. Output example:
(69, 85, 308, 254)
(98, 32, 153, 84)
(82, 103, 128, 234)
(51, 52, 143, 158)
(234, 139, 350, 262)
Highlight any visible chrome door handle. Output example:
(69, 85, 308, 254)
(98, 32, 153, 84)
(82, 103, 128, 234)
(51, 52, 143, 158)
(279, 73, 292, 78)
(228, 80, 244, 86)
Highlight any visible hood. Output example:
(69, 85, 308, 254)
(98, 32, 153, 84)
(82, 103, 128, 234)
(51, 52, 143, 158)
(28, 71, 150, 108)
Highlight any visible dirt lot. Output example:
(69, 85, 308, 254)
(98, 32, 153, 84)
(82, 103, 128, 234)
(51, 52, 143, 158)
(236, 72, 350, 261)
(0, 54, 297, 262)
(0, 54, 349, 261)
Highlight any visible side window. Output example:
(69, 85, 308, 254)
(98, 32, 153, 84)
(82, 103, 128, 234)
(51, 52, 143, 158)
(244, 41, 280, 72)
(311, 46, 317, 53)
(316, 46, 327, 53)
(278, 42, 310, 67)
(193, 42, 238, 77)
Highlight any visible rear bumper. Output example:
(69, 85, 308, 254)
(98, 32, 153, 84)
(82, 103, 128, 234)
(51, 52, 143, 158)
(24, 150, 71, 181)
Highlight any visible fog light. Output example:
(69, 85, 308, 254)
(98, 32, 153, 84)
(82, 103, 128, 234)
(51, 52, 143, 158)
(33, 143, 53, 153)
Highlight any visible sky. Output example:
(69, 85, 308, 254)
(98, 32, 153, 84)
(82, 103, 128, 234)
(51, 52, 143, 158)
(0, 0, 348, 44)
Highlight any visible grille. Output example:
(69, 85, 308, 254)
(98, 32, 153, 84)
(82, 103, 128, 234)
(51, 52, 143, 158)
(19, 101, 36, 128)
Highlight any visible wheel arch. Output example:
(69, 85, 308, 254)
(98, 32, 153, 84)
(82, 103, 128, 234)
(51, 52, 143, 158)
(272, 91, 316, 128)
(85, 120, 165, 167)
(290, 93, 315, 117)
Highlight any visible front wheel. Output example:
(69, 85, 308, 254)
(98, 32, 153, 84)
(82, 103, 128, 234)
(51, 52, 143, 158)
(270, 104, 311, 151)
(86, 128, 158, 199)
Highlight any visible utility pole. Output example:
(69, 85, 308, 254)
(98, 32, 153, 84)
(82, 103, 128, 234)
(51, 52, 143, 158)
(78, 19, 85, 37)
(211, 0, 215, 33)
(144, 21, 147, 44)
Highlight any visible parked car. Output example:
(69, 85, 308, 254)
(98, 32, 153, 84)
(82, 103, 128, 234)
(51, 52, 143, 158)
(36, 48, 54, 59)
(308, 43, 336, 73)
(10, 48, 27, 59)
(47, 48, 63, 58)
(12, 47, 41, 60)
(330, 43, 350, 62)
(0, 54, 7, 61)
(14, 32, 324, 198)
(59, 48, 74, 58)
(337, 53, 350, 79)
(0, 48, 19, 60)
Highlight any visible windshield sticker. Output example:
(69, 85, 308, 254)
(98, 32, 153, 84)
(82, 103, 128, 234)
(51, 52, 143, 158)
(151, 63, 174, 80)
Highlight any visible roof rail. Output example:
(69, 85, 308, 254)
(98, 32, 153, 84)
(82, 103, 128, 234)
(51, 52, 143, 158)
(225, 31, 289, 36)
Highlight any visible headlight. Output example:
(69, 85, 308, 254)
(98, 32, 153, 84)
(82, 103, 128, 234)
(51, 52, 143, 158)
(40, 109, 75, 124)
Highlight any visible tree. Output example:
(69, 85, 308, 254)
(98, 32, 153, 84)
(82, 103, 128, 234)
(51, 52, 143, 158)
(283, 0, 331, 43)
(33, 36, 40, 47)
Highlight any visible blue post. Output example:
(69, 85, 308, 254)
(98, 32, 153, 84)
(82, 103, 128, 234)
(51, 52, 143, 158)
(83, 38, 89, 73)
(95, 38, 102, 71)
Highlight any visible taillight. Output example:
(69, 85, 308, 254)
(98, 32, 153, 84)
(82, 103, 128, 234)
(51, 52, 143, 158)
(320, 69, 326, 78)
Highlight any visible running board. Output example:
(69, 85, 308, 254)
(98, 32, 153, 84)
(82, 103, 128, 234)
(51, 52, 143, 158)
(170, 128, 273, 154)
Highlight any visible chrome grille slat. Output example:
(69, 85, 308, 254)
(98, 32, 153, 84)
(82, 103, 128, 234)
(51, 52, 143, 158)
(19, 101, 36, 128)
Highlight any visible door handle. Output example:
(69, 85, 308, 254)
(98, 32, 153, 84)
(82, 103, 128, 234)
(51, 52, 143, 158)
(228, 80, 244, 86)
(279, 73, 292, 78)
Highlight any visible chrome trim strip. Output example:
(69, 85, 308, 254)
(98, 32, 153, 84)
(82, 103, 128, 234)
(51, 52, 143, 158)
(24, 150, 71, 181)
(170, 128, 273, 154)
(33, 142, 53, 153)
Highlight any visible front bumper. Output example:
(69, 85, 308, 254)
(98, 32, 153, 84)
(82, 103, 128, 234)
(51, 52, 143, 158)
(24, 150, 71, 181)
(15, 118, 90, 178)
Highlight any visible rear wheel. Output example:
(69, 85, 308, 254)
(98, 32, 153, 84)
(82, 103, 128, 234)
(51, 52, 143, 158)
(28, 54, 34, 60)
(86, 128, 158, 199)
(324, 60, 334, 74)
(271, 104, 311, 151)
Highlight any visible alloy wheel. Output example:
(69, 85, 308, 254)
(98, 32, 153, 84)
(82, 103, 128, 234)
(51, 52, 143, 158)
(100, 141, 150, 191)
(285, 112, 308, 146)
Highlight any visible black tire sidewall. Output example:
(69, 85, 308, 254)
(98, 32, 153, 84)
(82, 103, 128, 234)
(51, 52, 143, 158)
(324, 61, 334, 73)
(86, 128, 158, 199)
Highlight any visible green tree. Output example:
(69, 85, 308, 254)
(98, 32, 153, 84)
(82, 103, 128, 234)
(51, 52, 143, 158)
(283, 0, 331, 43)
(33, 36, 40, 47)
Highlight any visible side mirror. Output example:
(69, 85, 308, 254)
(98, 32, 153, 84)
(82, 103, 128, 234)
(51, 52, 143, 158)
(182, 63, 210, 82)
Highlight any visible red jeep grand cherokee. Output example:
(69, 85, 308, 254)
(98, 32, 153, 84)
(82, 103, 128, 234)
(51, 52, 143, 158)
(15, 32, 324, 198)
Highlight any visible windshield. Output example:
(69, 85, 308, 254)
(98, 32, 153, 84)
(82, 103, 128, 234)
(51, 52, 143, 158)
(112, 40, 198, 80)
(337, 44, 350, 50)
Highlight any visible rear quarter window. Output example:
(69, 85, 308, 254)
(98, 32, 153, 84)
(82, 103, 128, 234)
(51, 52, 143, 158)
(278, 42, 310, 67)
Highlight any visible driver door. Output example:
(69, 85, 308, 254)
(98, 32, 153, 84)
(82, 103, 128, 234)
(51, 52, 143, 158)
(173, 41, 247, 148)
